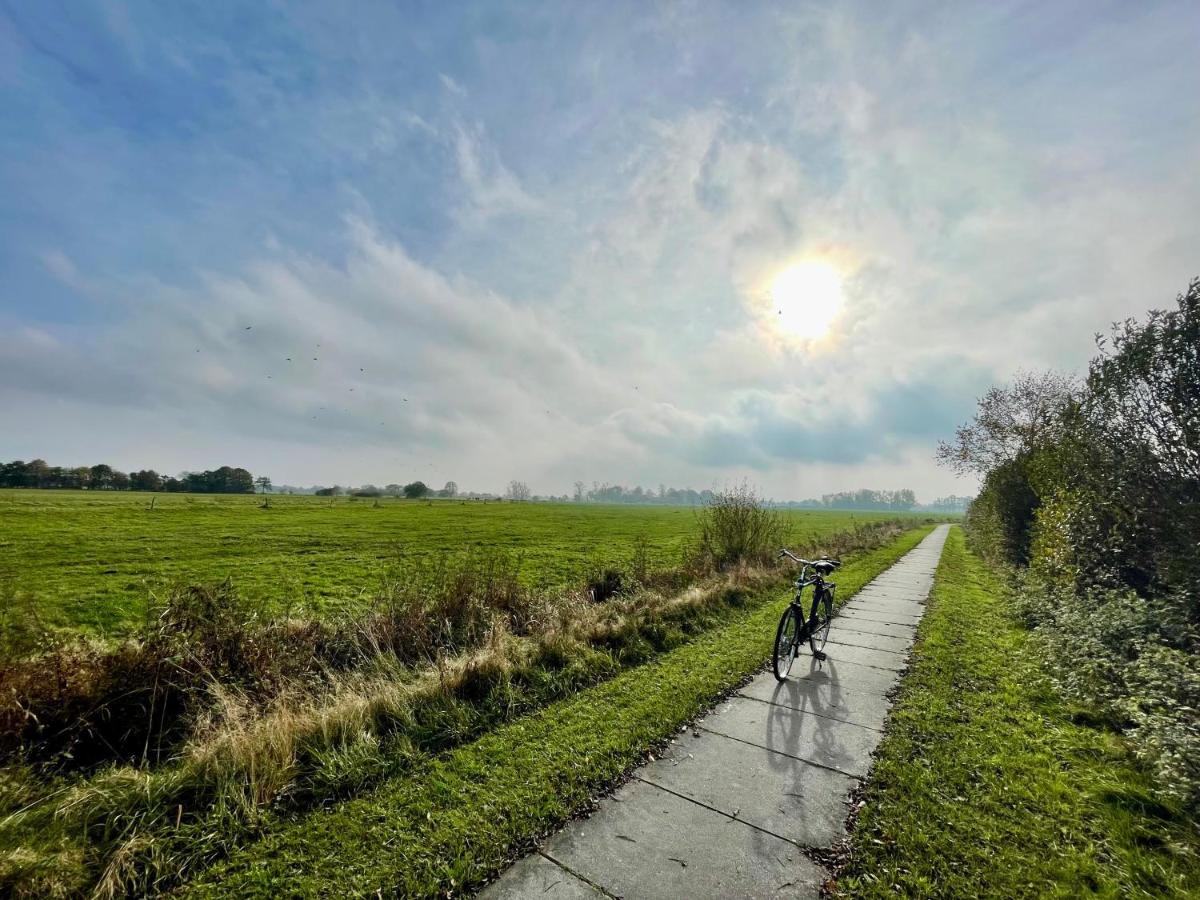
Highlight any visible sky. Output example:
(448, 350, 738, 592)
(2, 1, 1198, 500)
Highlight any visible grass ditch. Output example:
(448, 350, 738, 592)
(0, 511, 923, 897)
(182, 526, 934, 897)
(830, 527, 1200, 898)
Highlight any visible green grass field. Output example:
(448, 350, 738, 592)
(0, 489, 914, 633)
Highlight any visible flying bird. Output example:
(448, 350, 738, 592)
(244, 326, 252, 330)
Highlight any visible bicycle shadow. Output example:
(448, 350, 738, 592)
(762, 659, 863, 775)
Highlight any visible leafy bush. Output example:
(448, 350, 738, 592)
(963, 455, 1040, 565)
(958, 278, 1200, 812)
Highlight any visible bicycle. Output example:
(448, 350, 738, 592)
(772, 550, 841, 681)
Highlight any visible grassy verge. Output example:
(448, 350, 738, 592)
(184, 527, 935, 896)
(833, 527, 1200, 898)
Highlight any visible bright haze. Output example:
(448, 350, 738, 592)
(1, 3, 1197, 499)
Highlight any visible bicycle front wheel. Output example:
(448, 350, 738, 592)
(810, 587, 833, 655)
(773, 605, 800, 681)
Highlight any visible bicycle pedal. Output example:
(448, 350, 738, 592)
(812, 650, 828, 662)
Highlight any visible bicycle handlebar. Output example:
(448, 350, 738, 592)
(778, 549, 841, 568)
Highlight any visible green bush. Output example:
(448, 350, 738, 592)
(688, 482, 788, 572)
(960, 279, 1200, 812)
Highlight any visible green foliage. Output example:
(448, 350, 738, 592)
(689, 482, 789, 571)
(958, 279, 1200, 811)
(963, 454, 1040, 565)
(835, 529, 1200, 899)
(402, 481, 429, 499)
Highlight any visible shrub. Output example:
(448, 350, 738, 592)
(688, 483, 788, 572)
(964, 455, 1040, 566)
(960, 279, 1200, 813)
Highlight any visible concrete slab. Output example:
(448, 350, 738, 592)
(478, 853, 604, 899)
(738, 673, 893, 731)
(840, 600, 925, 619)
(788, 656, 902, 695)
(852, 586, 929, 602)
(637, 728, 859, 846)
(823, 617, 915, 639)
(825, 627, 912, 654)
(543, 780, 825, 899)
(864, 586, 930, 600)
(700, 695, 884, 777)
(815, 641, 908, 673)
(836, 607, 921, 627)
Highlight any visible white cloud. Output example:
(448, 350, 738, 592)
(439, 73, 466, 97)
(451, 121, 543, 226)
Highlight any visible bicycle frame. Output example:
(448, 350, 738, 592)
(788, 564, 835, 646)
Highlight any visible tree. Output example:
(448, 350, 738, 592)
(506, 480, 531, 502)
(936, 370, 1076, 475)
(402, 481, 429, 499)
(384, 484, 402, 497)
(255, 476, 273, 494)
(130, 469, 163, 491)
(0, 460, 24, 487)
(89, 464, 115, 490)
(25, 459, 49, 488)
(441, 481, 458, 498)
(573, 480, 586, 502)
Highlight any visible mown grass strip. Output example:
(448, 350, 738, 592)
(834, 527, 1200, 899)
(185, 527, 934, 896)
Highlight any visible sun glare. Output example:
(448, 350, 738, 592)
(770, 259, 845, 340)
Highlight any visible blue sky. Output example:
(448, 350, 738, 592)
(2, 1, 1198, 498)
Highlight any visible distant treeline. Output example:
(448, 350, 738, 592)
(578, 483, 716, 505)
(778, 488, 917, 510)
(778, 491, 972, 512)
(573, 482, 968, 511)
(0, 459, 257, 494)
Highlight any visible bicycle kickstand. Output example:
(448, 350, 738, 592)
(812, 649, 828, 662)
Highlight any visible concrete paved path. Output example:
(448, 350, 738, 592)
(480, 525, 951, 899)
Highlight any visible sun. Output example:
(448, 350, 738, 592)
(769, 259, 845, 340)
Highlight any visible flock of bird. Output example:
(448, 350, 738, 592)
(190, 329, 413, 427)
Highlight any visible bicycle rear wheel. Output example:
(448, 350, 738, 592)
(809, 587, 833, 655)
(773, 605, 801, 681)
